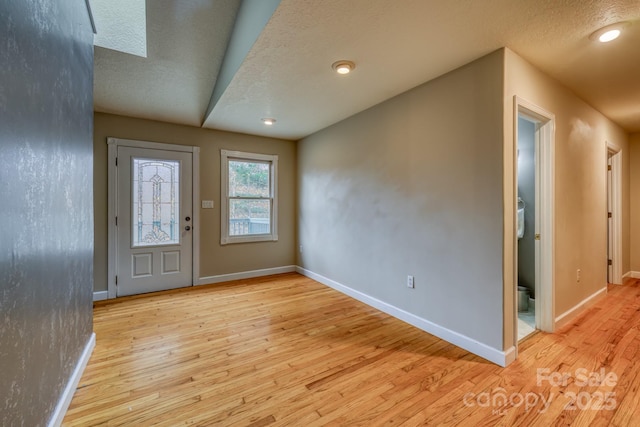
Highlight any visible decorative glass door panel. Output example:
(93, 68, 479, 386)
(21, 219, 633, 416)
(132, 158, 180, 247)
(116, 146, 193, 297)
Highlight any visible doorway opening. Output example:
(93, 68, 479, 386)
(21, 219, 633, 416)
(514, 97, 555, 345)
(607, 143, 622, 284)
(516, 116, 536, 340)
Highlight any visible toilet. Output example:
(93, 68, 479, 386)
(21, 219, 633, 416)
(517, 286, 529, 312)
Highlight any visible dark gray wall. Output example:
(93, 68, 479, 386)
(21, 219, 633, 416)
(517, 117, 536, 297)
(0, 1, 94, 425)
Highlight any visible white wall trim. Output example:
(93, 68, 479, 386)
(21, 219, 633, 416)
(555, 287, 608, 330)
(192, 147, 201, 291)
(504, 346, 517, 366)
(107, 141, 117, 299)
(107, 137, 199, 153)
(198, 265, 296, 285)
(93, 291, 108, 302)
(48, 332, 95, 427)
(296, 267, 512, 367)
(607, 142, 623, 285)
(624, 271, 640, 279)
(515, 96, 556, 336)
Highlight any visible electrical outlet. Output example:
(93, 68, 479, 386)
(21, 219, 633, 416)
(577, 269, 581, 283)
(407, 275, 414, 288)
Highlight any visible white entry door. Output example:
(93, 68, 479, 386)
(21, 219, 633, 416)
(116, 146, 193, 296)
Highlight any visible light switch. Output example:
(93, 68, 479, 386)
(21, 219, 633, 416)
(202, 200, 214, 209)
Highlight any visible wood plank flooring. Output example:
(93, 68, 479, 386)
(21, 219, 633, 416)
(63, 274, 640, 426)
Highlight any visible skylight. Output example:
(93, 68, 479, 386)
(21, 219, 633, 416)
(89, 0, 147, 57)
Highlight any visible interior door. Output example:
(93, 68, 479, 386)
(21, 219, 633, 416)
(116, 146, 193, 296)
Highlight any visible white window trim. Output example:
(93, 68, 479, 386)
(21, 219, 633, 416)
(221, 149, 278, 245)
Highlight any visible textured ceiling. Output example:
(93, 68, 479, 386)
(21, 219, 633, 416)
(93, 0, 640, 139)
(90, 0, 147, 57)
(93, 0, 241, 126)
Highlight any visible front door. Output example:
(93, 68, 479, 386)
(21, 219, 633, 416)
(116, 146, 193, 296)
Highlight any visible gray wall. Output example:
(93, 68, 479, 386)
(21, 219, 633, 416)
(0, 1, 94, 425)
(517, 117, 536, 297)
(298, 50, 505, 351)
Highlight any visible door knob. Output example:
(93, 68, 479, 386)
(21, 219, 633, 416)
(185, 226, 191, 231)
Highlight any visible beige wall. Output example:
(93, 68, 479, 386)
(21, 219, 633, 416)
(504, 49, 630, 331)
(298, 51, 506, 355)
(629, 133, 640, 271)
(94, 113, 297, 292)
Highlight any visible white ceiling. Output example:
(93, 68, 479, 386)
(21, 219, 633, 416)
(90, 0, 147, 57)
(93, 0, 640, 140)
(94, 0, 241, 126)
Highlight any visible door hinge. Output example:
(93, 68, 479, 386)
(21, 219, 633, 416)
(608, 165, 612, 171)
(115, 157, 118, 166)
(608, 259, 613, 266)
(534, 234, 541, 241)
(115, 216, 118, 226)
(608, 212, 612, 218)
(115, 275, 118, 284)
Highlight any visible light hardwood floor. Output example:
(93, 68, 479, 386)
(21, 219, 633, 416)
(63, 274, 640, 426)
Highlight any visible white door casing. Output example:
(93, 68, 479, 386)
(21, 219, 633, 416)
(608, 154, 613, 283)
(514, 96, 555, 344)
(606, 142, 622, 285)
(107, 138, 200, 299)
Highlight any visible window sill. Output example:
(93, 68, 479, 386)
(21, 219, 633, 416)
(221, 234, 279, 245)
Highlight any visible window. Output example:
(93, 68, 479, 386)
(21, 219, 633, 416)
(221, 150, 278, 244)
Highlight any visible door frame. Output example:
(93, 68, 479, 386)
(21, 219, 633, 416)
(107, 137, 200, 299)
(606, 142, 622, 284)
(514, 96, 555, 340)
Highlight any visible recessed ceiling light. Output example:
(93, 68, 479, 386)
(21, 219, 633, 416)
(332, 60, 356, 75)
(262, 118, 276, 126)
(599, 29, 621, 42)
(589, 22, 629, 43)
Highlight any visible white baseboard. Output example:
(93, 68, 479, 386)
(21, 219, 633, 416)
(624, 271, 640, 279)
(555, 287, 608, 330)
(296, 266, 512, 367)
(48, 332, 95, 427)
(93, 291, 108, 301)
(504, 346, 517, 366)
(198, 265, 297, 285)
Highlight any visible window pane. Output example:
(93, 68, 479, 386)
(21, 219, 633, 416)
(229, 160, 269, 197)
(229, 199, 270, 236)
(132, 158, 180, 247)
